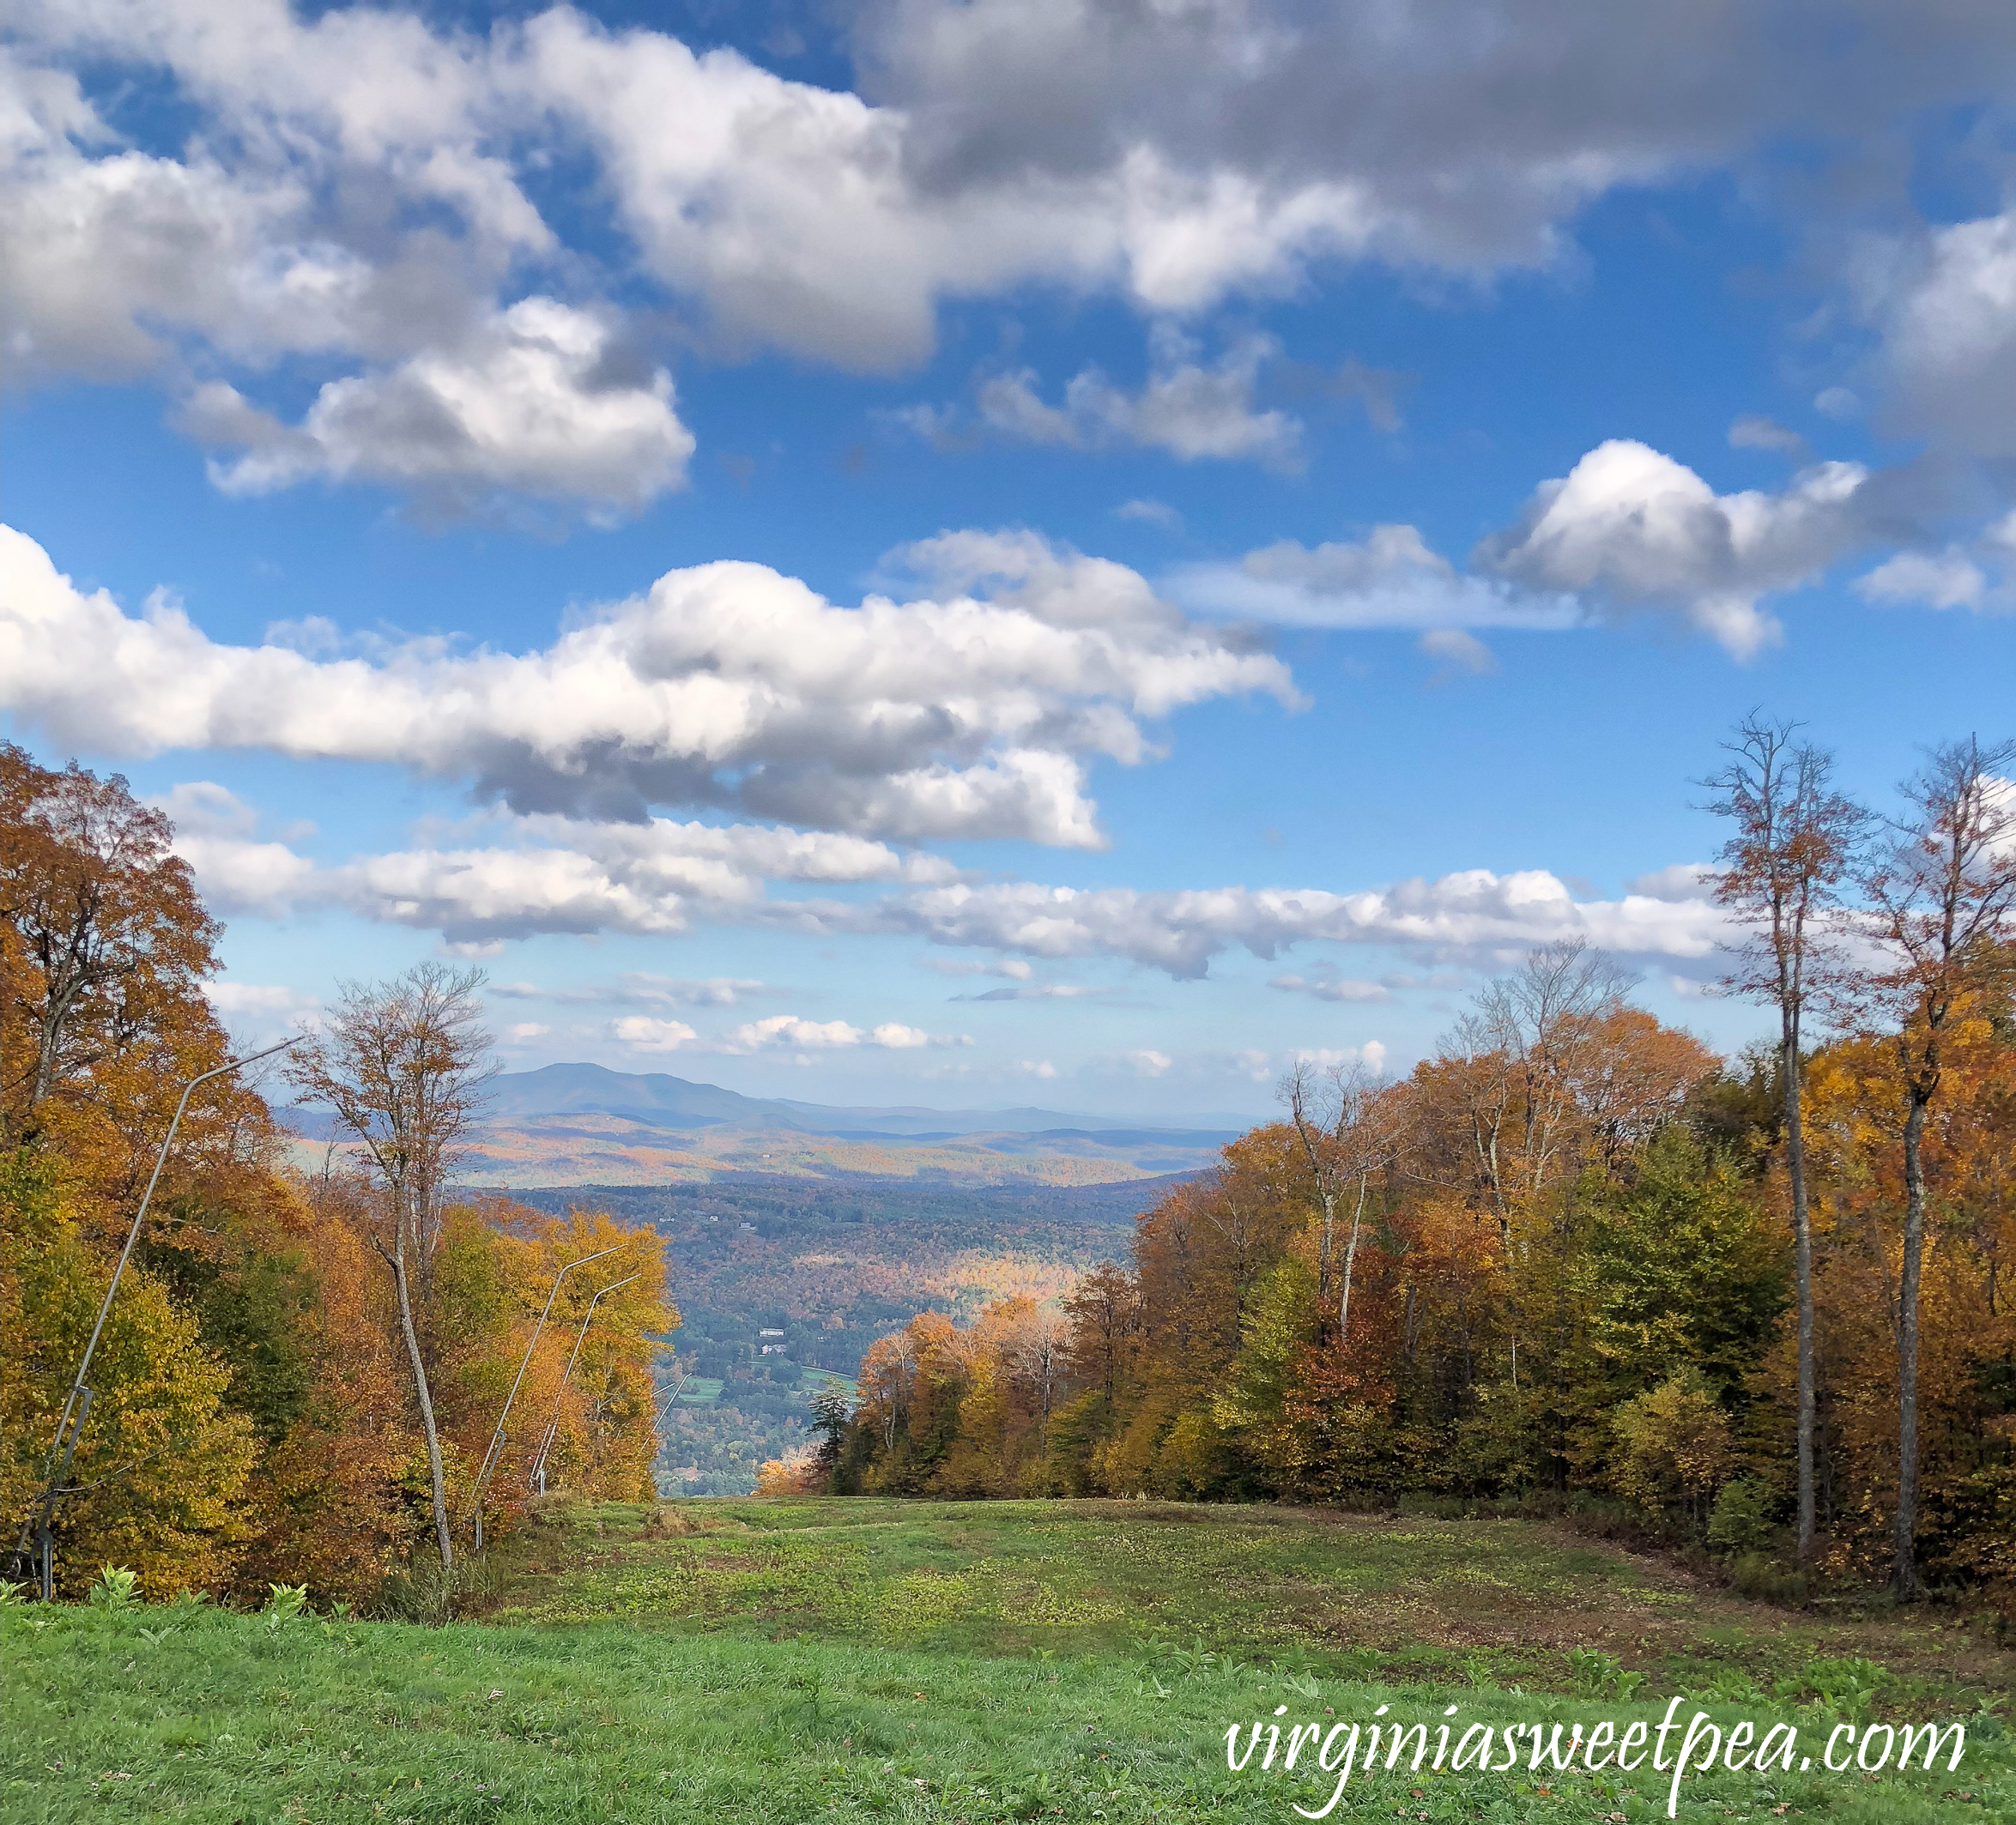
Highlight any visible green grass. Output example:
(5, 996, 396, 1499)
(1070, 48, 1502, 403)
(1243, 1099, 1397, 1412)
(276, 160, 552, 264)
(3, 1499, 2009, 1822)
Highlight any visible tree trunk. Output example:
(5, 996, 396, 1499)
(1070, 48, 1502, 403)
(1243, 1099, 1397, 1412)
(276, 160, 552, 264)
(27, 973, 88, 1133)
(1316, 1188, 1336, 1309)
(1479, 1116, 1509, 1247)
(1337, 1173, 1369, 1345)
(1895, 1091, 1928, 1599)
(391, 1191, 454, 1579)
(1784, 1019, 1817, 1564)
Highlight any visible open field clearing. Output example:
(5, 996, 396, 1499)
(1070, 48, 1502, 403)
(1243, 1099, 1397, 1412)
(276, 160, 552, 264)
(4, 1502, 2007, 1824)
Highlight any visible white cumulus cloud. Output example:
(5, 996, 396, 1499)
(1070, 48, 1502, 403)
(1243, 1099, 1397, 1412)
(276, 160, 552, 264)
(152, 781, 318, 917)
(609, 1015, 699, 1052)
(1478, 438, 1872, 658)
(1174, 523, 1574, 631)
(1868, 208, 2016, 458)
(16, 0, 2014, 499)
(804, 865, 1732, 978)
(717, 1014, 964, 1054)
(154, 779, 1735, 981)
(1268, 971, 1392, 1003)
(1419, 628, 1498, 678)
(201, 976, 321, 1046)
(0, 523, 1293, 849)
(870, 1023, 935, 1048)
(496, 974, 768, 1008)
(184, 300, 693, 517)
(1853, 513, 2016, 613)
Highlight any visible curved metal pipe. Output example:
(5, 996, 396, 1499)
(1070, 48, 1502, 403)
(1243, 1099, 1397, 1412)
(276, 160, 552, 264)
(530, 1272, 639, 1492)
(467, 1243, 624, 1545)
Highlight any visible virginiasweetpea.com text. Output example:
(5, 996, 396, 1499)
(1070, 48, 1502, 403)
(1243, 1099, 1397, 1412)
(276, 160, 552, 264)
(1226, 1695, 1969, 1818)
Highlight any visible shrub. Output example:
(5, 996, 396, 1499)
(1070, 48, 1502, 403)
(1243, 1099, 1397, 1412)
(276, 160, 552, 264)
(1727, 1551, 1809, 1604)
(86, 1566, 139, 1610)
(261, 1583, 310, 1629)
(754, 1451, 823, 1496)
(1611, 1371, 1733, 1525)
(371, 1553, 500, 1625)
(1706, 1476, 1777, 1556)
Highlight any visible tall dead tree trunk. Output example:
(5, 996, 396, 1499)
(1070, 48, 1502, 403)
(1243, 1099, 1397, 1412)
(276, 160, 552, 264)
(386, 1185, 454, 1574)
(1856, 734, 2016, 1600)
(1705, 714, 1864, 1565)
(1282, 1061, 1400, 1348)
(289, 963, 495, 1586)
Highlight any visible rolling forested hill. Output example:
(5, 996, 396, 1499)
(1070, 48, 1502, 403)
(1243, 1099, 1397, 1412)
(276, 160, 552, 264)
(287, 1064, 1243, 1189)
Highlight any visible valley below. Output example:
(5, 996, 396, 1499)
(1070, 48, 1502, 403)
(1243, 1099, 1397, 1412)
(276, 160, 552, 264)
(403, 1061, 1230, 1494)
(284, 1063, 1228, 1492)
(512, 1174, 1166, 1494)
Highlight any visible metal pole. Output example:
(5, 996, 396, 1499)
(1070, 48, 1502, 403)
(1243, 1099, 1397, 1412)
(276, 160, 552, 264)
(31, 1388, 90, 1600)
(653, 1364, 695, 1423)
(529, 1272, 639, 1491)
(467, 1244, 623, 1546)
(647, 1362, 695, 1500)
(532, 1414, 560, 1496)
(10, 1036, 300, 1586)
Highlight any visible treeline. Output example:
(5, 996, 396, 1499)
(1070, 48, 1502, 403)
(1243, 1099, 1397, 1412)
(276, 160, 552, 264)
(0, 744, 673, 1604)
(820, 725, 2016, 1607)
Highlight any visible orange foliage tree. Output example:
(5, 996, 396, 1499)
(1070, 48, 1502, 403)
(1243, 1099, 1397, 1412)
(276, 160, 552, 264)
(3, 747, 679, 1608)
(833, 947, 1801, 1538)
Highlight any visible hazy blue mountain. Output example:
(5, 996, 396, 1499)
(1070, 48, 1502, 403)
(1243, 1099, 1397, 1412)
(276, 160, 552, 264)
(473, 1062, 1250, 1140)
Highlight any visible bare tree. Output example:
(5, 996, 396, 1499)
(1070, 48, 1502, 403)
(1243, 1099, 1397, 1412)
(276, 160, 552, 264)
(1483, 940, 1638, 1191)
(1445, 939, 1638, 1230)
(288, 964, 495, 1575)
(1007, 1304, 1069, 1441)
(1424, 941, 1637, 1391)
(1425, 1025, 1516, 1226)
(1281, 1060, 1402, 1346)
(1196, 1175, 1277, 1314)
(861, 1328, 923, 1454)
(1856, 737, 2016, 1599)
(1704, 713, 1866, 1565)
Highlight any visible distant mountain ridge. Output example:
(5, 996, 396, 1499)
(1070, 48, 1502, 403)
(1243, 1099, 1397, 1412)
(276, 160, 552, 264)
(474, 1062, 1253, 1141)
(279, 1062, 1254, 1187)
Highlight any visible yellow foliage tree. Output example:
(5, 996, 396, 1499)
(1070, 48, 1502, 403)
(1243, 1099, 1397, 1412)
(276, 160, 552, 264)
(1612, 1372, 1734, 1524)
(1, 1154, 256, 1596)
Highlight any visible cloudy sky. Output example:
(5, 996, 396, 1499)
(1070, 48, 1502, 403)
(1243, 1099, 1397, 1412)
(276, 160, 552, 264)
(5, 0, 2016, 1115)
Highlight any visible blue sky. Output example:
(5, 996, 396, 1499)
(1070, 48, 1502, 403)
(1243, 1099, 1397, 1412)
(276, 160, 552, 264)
(5, 1, 2016, 1115)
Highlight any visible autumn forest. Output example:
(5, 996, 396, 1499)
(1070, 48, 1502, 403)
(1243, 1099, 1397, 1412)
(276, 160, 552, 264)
(0, 742, 671, 1608)
(7, 721, 2016, 1617)
(808, 722, 2016, 1612)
